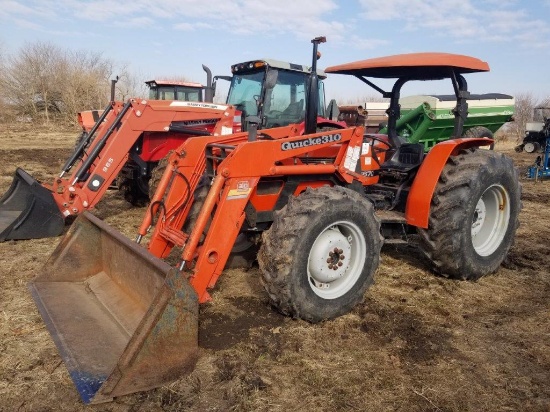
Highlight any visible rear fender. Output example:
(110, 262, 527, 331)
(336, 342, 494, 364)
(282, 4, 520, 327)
(405, 138, 493, 229)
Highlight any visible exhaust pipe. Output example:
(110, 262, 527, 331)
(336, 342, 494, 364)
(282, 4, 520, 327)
(202, 64, 214, 103)
(0, 168, 64, 241)
(29, 212, 199, 403)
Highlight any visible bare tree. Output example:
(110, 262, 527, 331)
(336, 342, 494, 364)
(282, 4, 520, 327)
(0, 40, 14, 122)
(0, 41, 117, 126)
(114, 66, 144, 101)
(1, 42, 69, 123)
(62, 50, 113, 121)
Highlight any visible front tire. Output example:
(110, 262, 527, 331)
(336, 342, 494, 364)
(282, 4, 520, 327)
(418, 149, 521, 280)
(259, 186, 382, 323)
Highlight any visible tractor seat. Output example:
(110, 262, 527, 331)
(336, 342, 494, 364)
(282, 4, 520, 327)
(282, 99, 304, 118)
(379, 143, 424, 173)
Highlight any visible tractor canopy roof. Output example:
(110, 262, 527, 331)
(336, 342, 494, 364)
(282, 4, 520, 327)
(145, 80, 203, 88)
(325, 52, 489, 80)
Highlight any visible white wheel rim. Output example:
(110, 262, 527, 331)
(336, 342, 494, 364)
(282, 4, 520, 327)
(471, 184, 510, 256)
(524, 142, 535, 153)
(307, 220, 367, 299)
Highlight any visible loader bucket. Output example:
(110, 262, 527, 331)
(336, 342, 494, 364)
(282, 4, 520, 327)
(29, 212, 199, 404)
(0, 168, 65, 241)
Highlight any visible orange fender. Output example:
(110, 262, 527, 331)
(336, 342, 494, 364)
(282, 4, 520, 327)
(405, 138, 493, 229)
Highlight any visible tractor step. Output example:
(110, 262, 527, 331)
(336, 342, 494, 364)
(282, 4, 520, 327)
(375, 209, 407, 223)
(376, 210, 411, 245)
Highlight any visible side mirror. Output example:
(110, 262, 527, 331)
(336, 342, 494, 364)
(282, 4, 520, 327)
(326, 99, 340, 121)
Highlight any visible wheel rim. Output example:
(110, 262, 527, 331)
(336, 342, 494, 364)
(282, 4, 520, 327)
(307, 220, 367, 299)
(471, 184, 510, 256)
(524, 142, 535, 153)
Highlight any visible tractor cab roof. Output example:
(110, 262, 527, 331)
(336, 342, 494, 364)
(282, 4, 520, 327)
(145, 80, 204, 88)
(325, 52, 489, 80)
(232, 58, 327, 78)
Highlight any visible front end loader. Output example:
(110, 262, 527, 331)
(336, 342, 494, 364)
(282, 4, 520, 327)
(30, 39, 521, 404)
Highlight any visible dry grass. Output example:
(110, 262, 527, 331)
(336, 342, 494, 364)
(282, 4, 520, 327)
(0, 128, 549, 411)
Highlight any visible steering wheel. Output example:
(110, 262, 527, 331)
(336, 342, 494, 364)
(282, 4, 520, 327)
(368, 135, 392, 152)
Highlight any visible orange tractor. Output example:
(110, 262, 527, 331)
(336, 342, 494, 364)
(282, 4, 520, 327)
(30, 38, 521, 403)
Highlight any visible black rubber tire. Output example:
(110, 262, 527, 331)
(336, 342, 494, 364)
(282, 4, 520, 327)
(149, 152, 172, 200)
(417, 149, 521, 280)
(258, 186, 382, 323)
(514, 144, 524, 153)
(463, 126, 494, 149)
(122, 176, 149, 206)
(120, 177, 149, 207)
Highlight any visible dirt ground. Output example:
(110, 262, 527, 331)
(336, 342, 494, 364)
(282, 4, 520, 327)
(0, 124, 548, 412)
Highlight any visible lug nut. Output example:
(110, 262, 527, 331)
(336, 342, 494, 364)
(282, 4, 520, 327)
(333, 247, 339, 253)
(332, 265, 338, 270)
(340, 255, 345, 260)
(326, 258, 332, 263)
(338, 261, 343, 267)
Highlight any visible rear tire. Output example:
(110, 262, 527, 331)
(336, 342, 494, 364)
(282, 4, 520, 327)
(122, 176, 149, 206)
(259, 186, 382, 323)
(463, 126, 494, 150)
(418, 149, 521, 280)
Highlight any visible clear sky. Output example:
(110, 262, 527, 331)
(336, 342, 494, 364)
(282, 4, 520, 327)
(1, 0, 549, 103)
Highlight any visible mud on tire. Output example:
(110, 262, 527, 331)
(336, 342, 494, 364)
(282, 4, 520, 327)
(258, 186, 383, 323)
(418, 148, 521, 280)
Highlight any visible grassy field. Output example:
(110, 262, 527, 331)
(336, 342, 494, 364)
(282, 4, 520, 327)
(0, 124, 549, 411)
